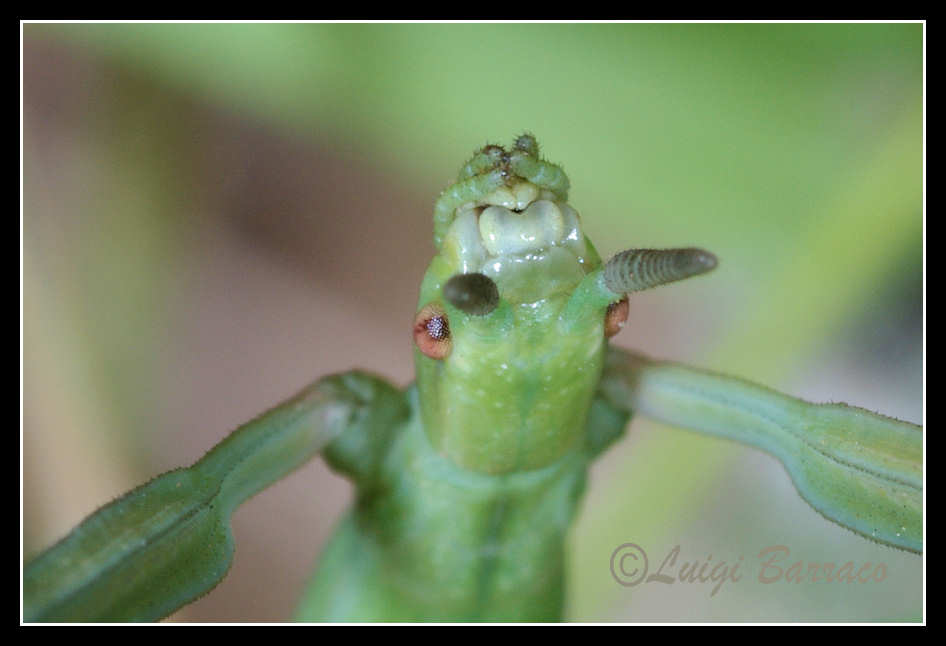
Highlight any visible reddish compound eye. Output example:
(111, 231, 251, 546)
(413, 304, 451, 360)
(604, 297, 629, 338)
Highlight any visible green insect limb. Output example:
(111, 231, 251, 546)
(508, 150, 569, 201)
(319, 376, 410, 491)
(597, 347, 923, 553)
(584, 394, 633, 458)
(433, 169, 506, 249)
(24, 372, 408, 622)
(457, 144, 504, 180)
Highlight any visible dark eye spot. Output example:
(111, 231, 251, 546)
(604, 297, 629, 338)
(413, 304, 451, 359)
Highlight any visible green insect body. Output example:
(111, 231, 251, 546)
(23, 134, 921, 623)
(294, 135, 714, 621)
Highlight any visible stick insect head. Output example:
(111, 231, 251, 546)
(412, 135, 717, 474)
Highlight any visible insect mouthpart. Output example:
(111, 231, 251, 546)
(439, 189, 597, 305)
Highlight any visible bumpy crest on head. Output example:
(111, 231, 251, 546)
(430, 135, 595, 307)
(433, 134, 571, 249)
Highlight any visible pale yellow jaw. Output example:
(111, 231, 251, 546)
(439, 181, 597, 304)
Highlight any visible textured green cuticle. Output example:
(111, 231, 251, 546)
(508, 151, 569, 200)
(457, 144, 504, 180)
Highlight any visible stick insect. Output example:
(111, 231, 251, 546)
(23, 134, 922, 622)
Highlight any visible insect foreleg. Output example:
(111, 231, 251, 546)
(598, 346, 922, 554)
(24, 371, 408, 622)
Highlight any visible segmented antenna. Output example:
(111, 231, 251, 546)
(603, 248, 717, 294)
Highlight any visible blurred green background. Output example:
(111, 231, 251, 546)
(22, 22, 923, 622)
